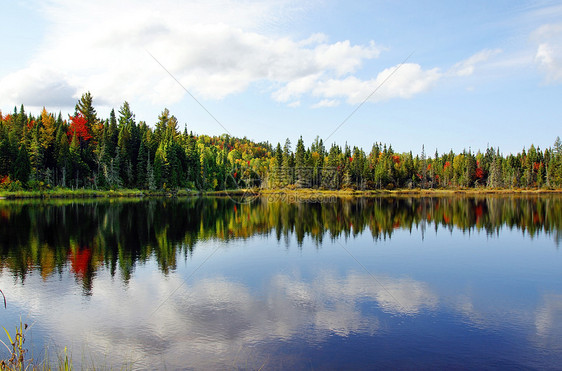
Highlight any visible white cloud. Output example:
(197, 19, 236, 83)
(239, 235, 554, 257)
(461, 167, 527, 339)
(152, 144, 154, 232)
(312, 63, 441, 104)
(0, 64, 77, 107)
(451, 49, 502, 77)
(533, 23, 562, 83)
(0, 0, 381, 111)
(0, 0, 510, 114)
(314, 40, 380, 76)
(312, 99, 340, 108)
(272, 73, 324, 103)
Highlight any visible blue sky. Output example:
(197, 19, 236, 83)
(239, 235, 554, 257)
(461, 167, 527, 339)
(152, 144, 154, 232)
(1, 0, 561, 155)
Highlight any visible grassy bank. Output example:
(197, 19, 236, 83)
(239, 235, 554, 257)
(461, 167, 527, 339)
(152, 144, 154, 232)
(2, 187, 562, 200)
(260, 187, 562, 199)
(0, 188, 195, 199)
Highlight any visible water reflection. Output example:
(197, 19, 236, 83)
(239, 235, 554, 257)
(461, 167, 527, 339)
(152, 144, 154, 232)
(0, 266, 440, 369)
(1, 196, 562, 369)
(535, 294, 562, 342)
(1, 196, 561, 290)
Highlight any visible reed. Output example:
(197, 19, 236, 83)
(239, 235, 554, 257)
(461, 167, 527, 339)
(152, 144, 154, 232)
(1, 319, 30, 370)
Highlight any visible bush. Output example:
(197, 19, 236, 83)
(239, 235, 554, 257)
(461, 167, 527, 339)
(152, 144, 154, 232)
(0, 176, 23, 192)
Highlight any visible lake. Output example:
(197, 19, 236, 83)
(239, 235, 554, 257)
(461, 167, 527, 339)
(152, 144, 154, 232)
(1, 195, 562, 369)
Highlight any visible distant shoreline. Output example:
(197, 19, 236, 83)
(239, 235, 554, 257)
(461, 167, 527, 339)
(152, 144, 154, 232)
(259, 188, 562, 196)
(2, 187, 562, 200)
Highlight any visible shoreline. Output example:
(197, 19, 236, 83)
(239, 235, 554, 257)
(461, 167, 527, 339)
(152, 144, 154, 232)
(259, 188, 562, 196)
(1, 187, 562, 200)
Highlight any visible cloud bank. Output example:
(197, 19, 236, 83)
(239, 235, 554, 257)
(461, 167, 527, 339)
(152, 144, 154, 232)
(1, 0, 542, 114)
(534, 23, 562, 83)
(0, 0, 382, 109)
(0, 0, 457, 112)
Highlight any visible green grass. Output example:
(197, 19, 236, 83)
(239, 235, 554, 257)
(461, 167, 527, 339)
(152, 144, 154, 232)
(2, 186, 562, 200)
(0, 320, 134, 370)
(0, 188, 202, 200)
(259, 187, 562, 199)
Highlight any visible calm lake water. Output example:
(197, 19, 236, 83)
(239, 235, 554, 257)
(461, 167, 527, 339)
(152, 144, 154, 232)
(1, 196, 562, 369)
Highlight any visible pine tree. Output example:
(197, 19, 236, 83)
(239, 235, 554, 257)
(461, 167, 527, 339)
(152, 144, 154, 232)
(107, 109, 118, 158)
(136, 135, 148, 188)
(153, 152, 163, 189)
(13, 144, 31, 184)
(75, 92, 98, 132)
(117, 101, 139, 187)
(295, 136, 307, 188)
(0, 134, 13, 177)
(323, 144, 340, 189)
(420, 144, 427, 188)
(106, 152, 122, 189)
(487, 150, 503, 188)
(282, 138, 292, 186)
(147, 151, 156, 191)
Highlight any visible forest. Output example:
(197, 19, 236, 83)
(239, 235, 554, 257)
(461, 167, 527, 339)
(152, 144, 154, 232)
(1, 92, 562, 192)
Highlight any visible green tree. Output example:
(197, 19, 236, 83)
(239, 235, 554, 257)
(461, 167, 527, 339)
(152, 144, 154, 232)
(295, 136, 308, 188)
(487, 149, 503, 188)
(13, 144, 31, 184)
(75, 92, 98, 131)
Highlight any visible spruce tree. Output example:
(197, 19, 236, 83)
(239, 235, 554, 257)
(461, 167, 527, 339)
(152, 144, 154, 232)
(75, 92, 98, 131)
(13, 144, 31, 184)
(295, 136, 307, 188)
(136, 135, 148, 188)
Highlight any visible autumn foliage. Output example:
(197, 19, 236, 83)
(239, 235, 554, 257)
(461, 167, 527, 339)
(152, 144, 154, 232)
(70, 247, 92, 278)
(1, 93, 562, 191)
(68, 113, 92, 142)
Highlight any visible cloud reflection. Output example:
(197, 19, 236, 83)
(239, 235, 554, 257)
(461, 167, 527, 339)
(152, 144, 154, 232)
(535, 294, 562, 342)
(0, 268, 437, 369)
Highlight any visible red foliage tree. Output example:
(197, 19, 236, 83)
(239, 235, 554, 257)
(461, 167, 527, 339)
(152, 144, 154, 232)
(475, 167, 484, 179)
(67, 113, 92, 142)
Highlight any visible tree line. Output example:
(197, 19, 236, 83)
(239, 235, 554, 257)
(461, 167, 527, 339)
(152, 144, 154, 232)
(1, 92, 562, 191)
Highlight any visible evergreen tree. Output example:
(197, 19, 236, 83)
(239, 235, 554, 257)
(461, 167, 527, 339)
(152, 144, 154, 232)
(28, 126, 43, 181)
(117, 101, 139, 187)
(147, 151, 156, 191)
(295, 136, 308, 188)
(487, 150, 503, 188)
(136, 134, 148, 188)
(75, 92, 98, 131)
(0, 134, 14, 177)
(13, 144, 31, 184)
(282, 138, 292, 186)
(420, 144, 427, 188)
(323, 144, 341, 189)
(107, 109, 118, 158)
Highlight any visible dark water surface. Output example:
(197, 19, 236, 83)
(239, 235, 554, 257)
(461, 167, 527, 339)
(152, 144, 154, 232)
(1, 196, 562, 369)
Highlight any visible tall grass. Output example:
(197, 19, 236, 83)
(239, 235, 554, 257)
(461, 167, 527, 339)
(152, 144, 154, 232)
(1, 321, 135, 370)
(1, 320, 30, 370)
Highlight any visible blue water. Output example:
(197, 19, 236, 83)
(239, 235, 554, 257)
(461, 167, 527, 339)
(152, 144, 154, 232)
(0, 197, 561, 369)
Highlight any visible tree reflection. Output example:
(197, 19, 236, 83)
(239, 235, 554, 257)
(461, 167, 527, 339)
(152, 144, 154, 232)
(1, 196, 561, 292)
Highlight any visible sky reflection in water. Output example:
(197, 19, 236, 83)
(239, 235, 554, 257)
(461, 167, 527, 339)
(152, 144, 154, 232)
(0, 196, 561, 369)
